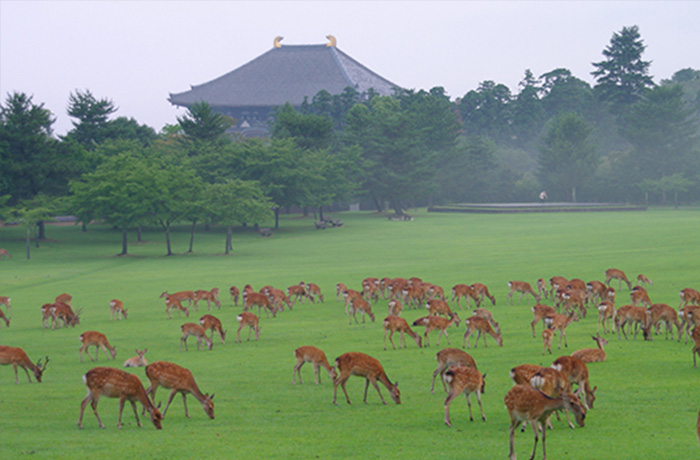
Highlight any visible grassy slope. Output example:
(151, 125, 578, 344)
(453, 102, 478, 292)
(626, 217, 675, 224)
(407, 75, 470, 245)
(0, 209, 698, 459)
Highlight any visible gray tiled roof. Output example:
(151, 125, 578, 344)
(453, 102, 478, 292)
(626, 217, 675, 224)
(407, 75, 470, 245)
(169, 45, 401, 108)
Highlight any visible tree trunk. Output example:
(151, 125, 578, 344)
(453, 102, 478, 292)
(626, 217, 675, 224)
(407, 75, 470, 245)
(119, 229, 128, 256)
(319, 206, 324, 221)
(163, 222, 172, 256)
(137, 226, 143, 243)
(571, 186, 577, 203)
(390, 197, 404, 216)
(25, 226, 31, 260)
(674, 191, 679, 209)
(274, 207, 280, 230)
(82, 222, 87, 232)
(225, 226, 233, 254)
(372, 196, 383, 213)
(188, 219, 197, 253)
(35, 224, 40, 248)
(38, 220, 46, 240)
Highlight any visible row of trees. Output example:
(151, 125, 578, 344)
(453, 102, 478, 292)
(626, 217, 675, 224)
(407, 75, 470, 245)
(1, 25, 699, 257)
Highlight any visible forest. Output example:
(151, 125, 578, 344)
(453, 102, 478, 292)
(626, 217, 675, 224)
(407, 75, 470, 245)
(1, 25, 699, 253)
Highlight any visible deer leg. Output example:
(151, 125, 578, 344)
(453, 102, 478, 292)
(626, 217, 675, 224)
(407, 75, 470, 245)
(463, 329, 472, 349)
(443, 391, 458, 426)
(368, 377, 387, 405)
(694, 346, 699, 368)
(163, 389, 178, 416)
(431, 365, 444, 394)
(313, 363, 320, 385)
(181, 393, 190, 418)
(465, 392, 475, 421)
(117, 396, 126, 428)
(130, 400, 142, 427)
(78, 394, 92, 428)
(475, 390, 486, 421)
(340, 379, 351, 405)
(509, 423, 518, 460)
(529, 420, 540, 460)
(292, 360, 303, 384)
(91, 397, 105, 428)
(399, 331, 406, 349)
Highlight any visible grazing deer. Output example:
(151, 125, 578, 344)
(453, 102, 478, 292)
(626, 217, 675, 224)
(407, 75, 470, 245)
(348, 297, 375, 324)
(402, 283, 426, 308)
(597, 300, 616, 334)
(531, 304, 556, 338)
(41, 303, 54, 328)
(292, 346, 337, 384)
(614, 304, 651, 340)
(124, 349, 148, 368)
(473, 308, 500, 333)
(78, 367, 163, 429)
(510, 364, 544, 387)
(507, 281, 540, 305)
(551, 355, 597, 409)
(443, 365, 486, 426)
(648, 303, 680, 340)
(79, 331, 117, 362)
(543, 312, 577, 349)
(426, 298, 455, 317)
(55, 293, 73, 306)
(560, 289, 588, 318)
(605, 268, 632, 290)
(332, 352, 400, 405)
(388, 299, 403, 316)
(180, 323, 212, 351)
(0, 346, 48, 383)
(163, 295, 189, 320)
(145, 361, 214, 419)
(679, 305, 700, 344)
(691, 326, 700, 367)
(413, 312, 461, 347)
(266, 287, 293, 312)
(679, 288, 700, 308)
(537, 278, 548, 300)
(194, 288, 221, 310)
(0, 295, 11, 315)
(542, 328, 554, 355)
(549, 276, 568, 299)
(426, 283, 446, 301)
(463, 315, 503, 348)
(161, 290, 196, 307)
(362, 279, 380, 303)
(586, 280, 607, 304)
(236, 312, 260, 342)
(305, 282, 324, 303)
(431, 348, 477, 393)
(451, 284, 475, 309)
(637, 273, 652, 286)
(229, 286, 240, 306)
(0, 248, 12, 259)
(51, 303, 81, 329)
(287, 284, 307, 305)
(382, 315, 422, 350)
(630, 285, 651, 307)
(529, 367, 577, 429)
(572, 335, 609, 362)
(0, 307, 9, 327)
(109, 299, 127, 320)
(199, 314, 227, 344)
(243, 291, 276, 318)
(471, 283, 496, 306)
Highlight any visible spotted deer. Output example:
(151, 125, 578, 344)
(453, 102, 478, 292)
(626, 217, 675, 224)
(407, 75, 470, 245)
(647, 303, 680, 341)
(179, 323, 213, 351)
(0, 346, 48, 383)
(123, 349, 148, 368)
(551, 355, 597, 409)
(572, 335, 609, 362)
(597, 300, 616, 334)
(79, 331, 117, 363)
(145, 361, 214, 420)
(199, 314, 227, 344)
(451, 284, 475, 309)
(542, 328, 554, 355)
(679, 288, 700, 308)
(614, 304, 651, 340)
(463, 315, 503, 348)
(229, 286, 240, 306)
(194, 288, 221, 310)
(332, 352, 400, 405)
(443, 365, 486, 426)
(382, 315, 422, 350)
(531, 304, 556, 338)
(471, 283, 496, 306)
(543, 311, 577, 349)
(109, 299, 127, 320)
(236, 312, 260, 342)
(431, 348, 477, 393)
(292, 346, 337, 384)
(605, 268, 632, 290)
(348, 297, 375, 324)
(507, 281, 540, 305)
(412, 313, 461, 347)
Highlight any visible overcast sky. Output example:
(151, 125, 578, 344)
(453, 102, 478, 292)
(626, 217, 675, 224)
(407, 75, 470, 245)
(1, 1, 698, 135)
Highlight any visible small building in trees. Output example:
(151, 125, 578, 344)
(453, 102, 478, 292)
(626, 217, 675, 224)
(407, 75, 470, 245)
(168, 35, 401, 137)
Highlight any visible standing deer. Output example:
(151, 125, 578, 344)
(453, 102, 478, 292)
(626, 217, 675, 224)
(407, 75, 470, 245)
(426, 299, 455, 317)
(79, 331, 117, 362)
(236, 312, 260, 342)
(0, 307, 9, 327)
(614, 304, 651, 340)
(679, 288, 700, 308)
(382, 315, 422, 350)
(305, 282, 324, 303)
(180, 323, 212, 351)
(413, 312, 460, 347)
(0, 346, 48, 383)
(551, 355, 597, 409)
(431, 348, 477, 393)
(529, 367, 578, 429)
(507, 281, 540, 305)
(292, 346, 337, 384)
(0, 295, 11, 315)
(199, 314, 227, 344)
(78, 367, 163, 429)
(630, 285, 651, 307)
(463, 315, 503, 348)
(543, 312, 577, 349)
(471, 282, 496, 306)
(194, 288, 221, 310)
(388, 299, 403, 316)
(243, 291, 276, 318)
(531, 304, 556, 338)
(572, 335, 609, 362)
(605, 268, 633, 290)
(597, 300, 616, 334)
(692, 326, 700, 367)
(161, 290, 196, 307)
(163, 294, 189, 319)
(332, 352, 400, 405)
(123, 349, 148, 368)
(348, 297, 375, 324)
(443, 365, 487, 426)
(145, 361, 214, 419)
(542, 328, 554, 355)
(637, 274, 652, 286)
(51, 302, 81, 329)
(110, 299, 127, 320)
(229, 286, 240, 306)
(451, 284, 475, 309)
(505, 384, 586, 460)
(648, 303, 680, 340)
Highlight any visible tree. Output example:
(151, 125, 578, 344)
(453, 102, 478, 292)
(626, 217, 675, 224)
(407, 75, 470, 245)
(592, 25, 655, 116)
(177, 101, 234, 145)
(540, 69, 595, 119)
(537, 113, 599, 202)
(511, 70, 545, 147)
(203, 180, 273, 254)
(65, 89, 117, 148)
(271, 103, 334, 150)
(458, 81, 513, 143)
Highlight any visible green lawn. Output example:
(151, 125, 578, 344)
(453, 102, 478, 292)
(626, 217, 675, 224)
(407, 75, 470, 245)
(0, 208, 698, 459)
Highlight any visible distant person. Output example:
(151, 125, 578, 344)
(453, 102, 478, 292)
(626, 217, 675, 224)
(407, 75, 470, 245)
(539, 191, 548, 204)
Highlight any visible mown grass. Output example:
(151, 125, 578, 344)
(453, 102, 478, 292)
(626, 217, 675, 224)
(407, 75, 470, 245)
(0, 208, 699, 459)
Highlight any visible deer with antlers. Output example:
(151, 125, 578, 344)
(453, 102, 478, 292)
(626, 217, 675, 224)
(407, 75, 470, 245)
(292, 346, 337, 385)
(463, 315, 503, 349)
(78, 367, 163, 430)
(110, 299, 127, 320)
(236, 312, 260, 342)
(572, 335, 609, 363)
(382, 315, 422, 350)
(79, 331, 117, 363)
(144, 361, 214, 420)
(443, 365, 487, 426)
(180, 323, 212, 351)
(124, 349, 148, 368)
(431, 348, 477, 393)
(507, 281, 540, 305)
(413, 312, 461, 347)
(332, 352, 400, 405)
(0, 346, 49, 383)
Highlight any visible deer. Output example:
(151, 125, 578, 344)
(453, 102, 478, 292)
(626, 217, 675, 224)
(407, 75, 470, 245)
(0, 346, 48, 383)
(79, 331, 117, 363)
(266, 287, 293, 312)
(55, 293, 73, 306)
(161, 290, 196, 308)
(425, 298, 455, 317)
(560, 288, 587, 318)
(332, 352, 400, 405)
(537, 278, 548, 300)
(78, 367, 163, 430)
(548, 276, 568, 298)
(614, 304, 651, 340)
(443, 365, 487, 426)
(470, 282, 496, 306)
(229, 286, 240, 306)
(199, 314, 226, 344)
(509, 364, 544, 387)
(0, 295, 11, 315)
(691, 326, 700, 367)
(451, 284, 475, 309)
(292, 345, 337, 384)
(543, 311, 577, 349)
(109, 299, 127, 320)
(347, 296, 375, 324)
(542, 328, 554, 355)
(194, 288, 221, 310)
(41, 303, 54, 328)
(507, 281, 540, 305)
(505, 384, 586, 460)
(180, 323, 212, 351)
(426, 283, 446, 301)
(243, 291, 276, 318)
(551, 355, 597, 409)
(382, 315, 422, 350)
(402, 283, 426, 308)
(529, 367, 578, 429)
(531, 304, 556, 338)
(630, 285, 651, 307)
(463, 315, 503, 348)
(362, 279, 380, 303)
(388, 299, 403, 316)
(431, 348, 477, 393)
(305, 282, 324, 303)
(679, 288, 700, 308)
(586, 280, 607, 304)
(572, 335, 609, 362)
(340, 286, 363, 314)
(597, 300, 616, 334)
(637, 273, 652, 285)
(163, 294, 189, 320)
(679, 305, 700, 344)
(144, 361, 214, 420)
(605, 268, 633, 290)
(473, 308, 500, 333)
(51, 302, 81, 329)
(647, 303, 680, 340)
(413, 312, 461, 347)
(236, 312, 260, 342)
(123, 349, 148, 368)
(0, 307, 9, 327)
(0, 248, 12, 259)
(287, 284, 307, 305)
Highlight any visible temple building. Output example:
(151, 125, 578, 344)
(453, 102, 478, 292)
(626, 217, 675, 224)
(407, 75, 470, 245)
(169, 36, 402, 137)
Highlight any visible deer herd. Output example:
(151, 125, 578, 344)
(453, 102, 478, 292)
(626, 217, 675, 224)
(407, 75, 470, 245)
(3, 268, 700, 456)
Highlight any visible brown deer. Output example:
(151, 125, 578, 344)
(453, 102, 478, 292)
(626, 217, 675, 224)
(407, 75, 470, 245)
(161, 290, 196, 307)
(180, 323, 212, 351)
(362, 279, 380, 303)
(145, 361, 214, 419)
(637, 273, 652, 286)
(305, 282, 324, 303)
(537, 278, 548, 300)
(615, 304, 651, 340)
(229, 286, 240, 306)
(679, 305, 700, 344)
(586, 280, 607, 304)
(549, 276, 568, 298)
(648, 303, 680, 340)
(630, 285, 651, 307)
(163, 294, 189, 320)
(572, 335, 609, 362)
(505, 384, 586, 460)
(348, 297, 375, 324)
(531, 304, 556, 338)
(78, 367, 163, 429)
(0, 307, 9, 327)
(451, 284, 475, 309)
(605, 268, 633, 290)
(55, 293, 73, 306)
(471, 283, 496, 306)
(0, 346, 48, 383)
(0, 295, 11, 315)
(509, 364, 544, 386)
(0, 248, 12, 259)
(680, 288, 700, 308)
(443, 365, 486, 426)
(236, 312, 260, 342)
(388, 299, 403, 316)
(266, 287, 293, 312)
(123, 349, 148, 368)
(551, 355, 597, 409)
(292, 346, 337, 384)
(425, 298, 455, 317)
(332, 352, 400, 405)
(243, 291, 277, 318)
(194, 288, 221, 310)
(413, 312, 461, 347)
(463, 315, 503, 348)
(79, 331, 117, 362)
(199, 314, 227, 344)
(431, 348, 477, 393)
(597, 300, 616, 334)
(51, 302, 81, 329)
(507, 281, 540, 305)
(382, 315, 422, 350)
(287, 284, 307, 305)
(109, 299, 127, 320)
(543, 311, 577, 349)
(542, 328, 554, 355)
(691, 326, 700, 367)
(529, 367, 578, 429)
(473, 308, 500, 333)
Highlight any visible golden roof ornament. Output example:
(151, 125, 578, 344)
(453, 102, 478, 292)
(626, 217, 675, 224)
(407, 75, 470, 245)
(273, 36, 283, 48)
(326, 35, 337, 47)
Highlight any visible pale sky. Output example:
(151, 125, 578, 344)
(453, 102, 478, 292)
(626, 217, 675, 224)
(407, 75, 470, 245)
(1, 1, 698, 136)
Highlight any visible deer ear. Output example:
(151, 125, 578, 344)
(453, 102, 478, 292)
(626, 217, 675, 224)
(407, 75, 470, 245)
(482, 373, 487, 380)
(209, 393, 215, 400)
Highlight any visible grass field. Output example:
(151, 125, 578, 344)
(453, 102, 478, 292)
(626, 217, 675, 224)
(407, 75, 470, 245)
(0, 208, 699, 459)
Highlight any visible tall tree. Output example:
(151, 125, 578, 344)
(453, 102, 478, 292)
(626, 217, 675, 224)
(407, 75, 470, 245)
(271, 103, 334, 150)
(591, 25, 655, 116)
(65, 89, 117, 148)
(458, 81, 512, 143)
(177, 101, 234, 146)
(537, 113, 599, 202)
